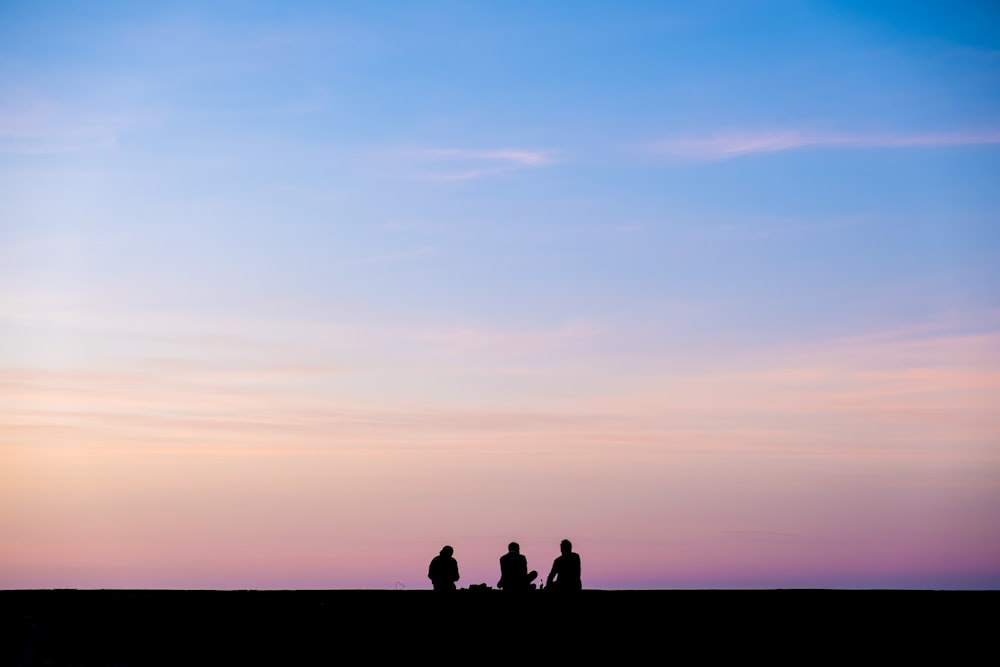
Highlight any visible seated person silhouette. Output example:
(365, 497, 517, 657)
(545, 539, 582, 591)
(497, 542, 538, 591)
(428, 545, 460, 591)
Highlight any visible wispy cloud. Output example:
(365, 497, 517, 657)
(648, 129, 1000, 159)
(347, 246, 438, 267)
(419, 148, 551, 166)
(0, 114, 122, 154)
(385, 147, 555, 181)
(416, 319, 604, 356)
(0, 94, 142, 155)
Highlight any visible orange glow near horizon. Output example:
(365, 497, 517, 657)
(3, 321, 998, 589)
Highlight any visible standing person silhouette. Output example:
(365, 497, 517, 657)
(428, 545, 460, 591)
(498, 542, 537, 591)
(545, 539, 582, 591)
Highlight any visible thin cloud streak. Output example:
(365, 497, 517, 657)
(385, 146, 555, 181)
(0, 114, 122, 154)
(649, 129, 1000, 159)
(416, 319, 604, 356)
(0, 92, 147, 154)
(419, 148, 552, 166)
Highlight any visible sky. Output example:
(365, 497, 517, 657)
(1, 0, 998, 590)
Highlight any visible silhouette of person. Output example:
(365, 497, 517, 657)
(428, 545, 460, 591)
(498, 542, 538, 591)
(545, 539, 582, 591)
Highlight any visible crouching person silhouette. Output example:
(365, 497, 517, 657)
(428, 545, 460, 591)
(545, 539, 582, 591)
(498, 542, 538, 591)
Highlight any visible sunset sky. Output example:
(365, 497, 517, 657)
(2, 1, 999, 590)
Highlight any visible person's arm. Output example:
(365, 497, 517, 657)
(546, 559, 558, 587)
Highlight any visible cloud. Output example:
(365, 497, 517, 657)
(348, 246, 438, 266)
(0, 94, 142, 155)
(386, 146, 554, 180)
(415, 319, 604, 356)
(0, 115, 121, 154)
(648, 129, 1000, 159)
(419, 148, 551, 166)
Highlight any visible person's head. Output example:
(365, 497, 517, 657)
(508, 542, 519, 553)
(440, 545, 453, 557)
(560, 539, 572, 554)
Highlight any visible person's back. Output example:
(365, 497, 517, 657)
(428, 545, 459, 591)
(546, 539, 582, 591)
(498, 542, 537, 591)
(499, 551, 527, 589)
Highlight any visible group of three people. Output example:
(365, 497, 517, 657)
(428, 539, 582, 591)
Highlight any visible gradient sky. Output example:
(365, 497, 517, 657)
(2, 1, 999, 590)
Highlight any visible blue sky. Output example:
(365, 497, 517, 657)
(2, 1, 999, 589)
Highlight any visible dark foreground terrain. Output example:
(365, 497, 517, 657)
(2, 588, 993, 665)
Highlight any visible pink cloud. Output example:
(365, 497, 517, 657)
(384, 146, 554, 180)
(419, 148, 552, 166)
(649, 129, 1000, 159)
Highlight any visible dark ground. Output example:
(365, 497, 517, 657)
(2, 588, 993, 665)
